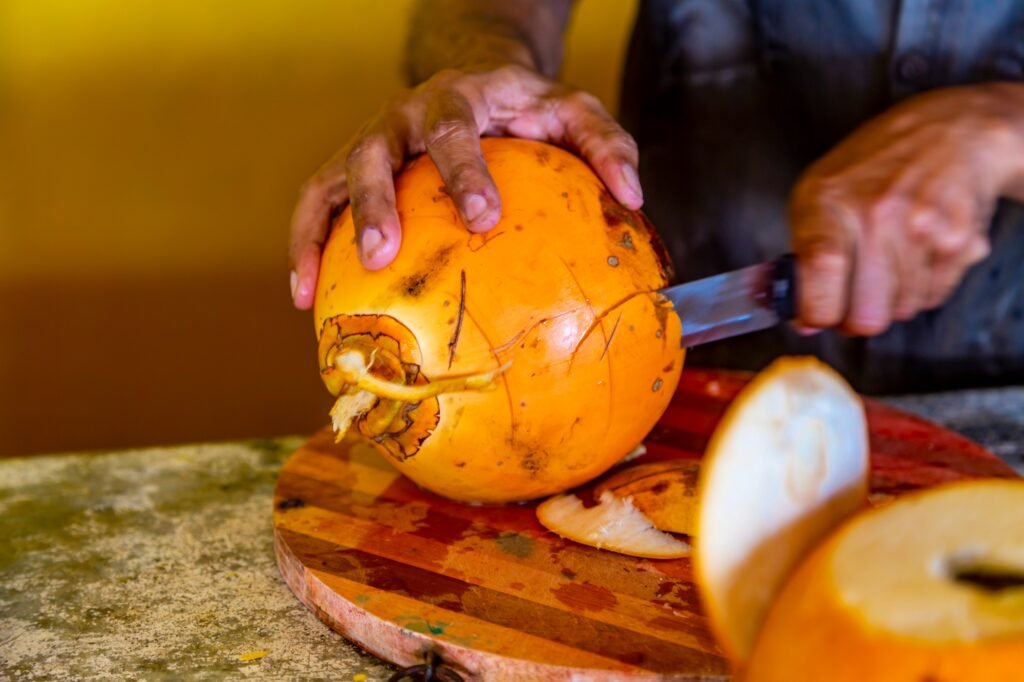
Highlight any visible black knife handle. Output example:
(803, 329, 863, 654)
(772, 254, 798, 321)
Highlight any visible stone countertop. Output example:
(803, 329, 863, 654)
(2, 389, 1022, 681)
(0, 438, 394, 681)
(880, 387, 1024, 473)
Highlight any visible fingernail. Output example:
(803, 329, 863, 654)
(621, 165, 642, 203)
(463, 194, 488, 224)
(289, 270, 298, 299)
(359, 226, 384, 259)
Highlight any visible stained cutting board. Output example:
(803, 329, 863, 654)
(274, 369, 1018, 681)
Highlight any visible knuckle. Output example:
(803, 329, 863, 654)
(931, 224, 979, 258)
(492, 62, 534, 82)
(793, 212, 851, 260)
(906, 206, 940, 235)
(426, 116, 471, 147)
(606, 128, 638, 153)
(865, 194, 906, 227)
(561, 89, 603, 112)
(622, 133, 640, 155)
(347, 130, 387, 166)
(445, 161, 485, 195)
(804, 249, 848, 279)
(588, 130, 639, 164)
(932, 233, 968, 258)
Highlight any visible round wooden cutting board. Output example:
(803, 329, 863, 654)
(273, 369, 1018, 681)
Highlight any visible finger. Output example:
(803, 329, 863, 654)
(289, 169, 350, 309)
(930, 192, 988, 259)
(422, 91, 501, 232)
(842, 237, 895, 336)
(921, 190, 990, 310)
(346, 130, 404, 270)
(553, 91, 643, 209)
(890, 250, 927, 321)
(290, 242, 323, 310)
(790, 193, 857, 329)
(890, 207, 936, 321)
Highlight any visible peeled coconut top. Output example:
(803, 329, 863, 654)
(831, 479, 1024, 642)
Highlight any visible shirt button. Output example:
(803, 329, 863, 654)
(896, 52, 930, 83)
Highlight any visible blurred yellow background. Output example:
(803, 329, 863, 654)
(0, 0, 639, 456)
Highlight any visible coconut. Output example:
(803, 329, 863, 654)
(315, 138, 684, 503)
(747, 479, 1024, 682)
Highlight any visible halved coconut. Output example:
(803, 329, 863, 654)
(694, 357, 869, 667)
(594, 460, 701, 536)
(747, 479, 1024, 682)
(537, 490, 690, 559)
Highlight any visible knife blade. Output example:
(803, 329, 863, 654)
(660, 254, 797, 348)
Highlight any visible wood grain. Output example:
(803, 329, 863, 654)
(274, 368, 1018, 681)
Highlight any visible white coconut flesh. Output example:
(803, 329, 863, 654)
(695, 357, 870, 662)
(833, 480, 1024, 642)
(537, 490, 691, 559)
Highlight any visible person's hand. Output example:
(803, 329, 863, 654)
(790, 84, 1024, 336)
(289, 64, 643, 309)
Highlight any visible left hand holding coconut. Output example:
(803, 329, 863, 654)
(288, 19, 642, 310)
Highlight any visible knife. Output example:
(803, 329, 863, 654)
(660, 254, 798, 348)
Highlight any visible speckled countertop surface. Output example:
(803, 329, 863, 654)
(882, 387, 1024, 472)
(0, 438, 393, 681)
(2, 389, 1022, 681)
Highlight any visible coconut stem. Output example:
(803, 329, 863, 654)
(363, 398, 404, 436)
(333, 350, 508, 403)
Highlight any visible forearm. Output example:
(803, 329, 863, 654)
(405, 0, 573, 83)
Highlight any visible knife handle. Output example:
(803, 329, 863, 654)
(771, 254, 798, 321)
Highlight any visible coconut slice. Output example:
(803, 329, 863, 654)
(594, 460, 701, 536)
(537, 490, 691, 559)
(694, 356, 869, 666)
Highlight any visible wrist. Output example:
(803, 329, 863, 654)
(406, 13, 544, 85)
(407, 40, 537, 85)
(449, 41, 538, 75)
(973, 83, 1024, 200)
(405, 0, 568, 85)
